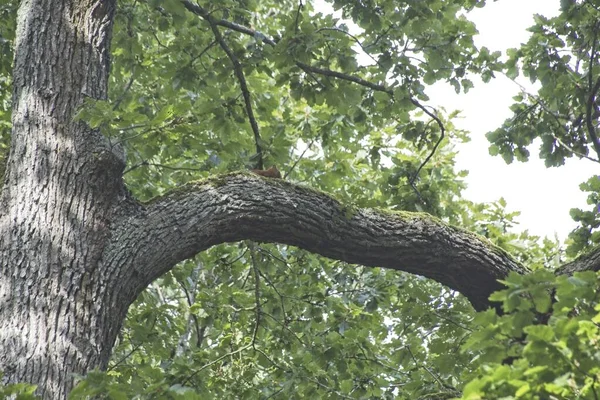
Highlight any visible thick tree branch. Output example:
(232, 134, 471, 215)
(557, 244, 600, 275)
(111, 173, 528, 312)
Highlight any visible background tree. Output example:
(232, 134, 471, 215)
(0, 0, 598, 399)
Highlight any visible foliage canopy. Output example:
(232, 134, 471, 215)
(1, 0, 599, 398)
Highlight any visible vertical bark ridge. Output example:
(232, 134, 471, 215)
(0, 0, 121, 398)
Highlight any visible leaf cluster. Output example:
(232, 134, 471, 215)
(488, 2, 600, 167)
(461, 269, 600, 399)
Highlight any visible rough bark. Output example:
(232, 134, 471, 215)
(557, 245, 600, 275)
(2, 0, 600, 398)
(108, 174, 529, 312)
(0, 0, 124, 398)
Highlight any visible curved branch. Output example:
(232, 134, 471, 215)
(111, 173, 528, 311)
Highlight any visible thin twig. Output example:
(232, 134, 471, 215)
(261, 311, 307, 345)
(293, 1, 303, 34)
(256, 247, 294, 272)
(180, 1, 445, 177)
(176, 261, 204, 356)
(107, 343, 143, 371)
(584, 0, 600, 12)
(191, 4, 264, 169)
(285, 136, 317, 179)
(254, 346, 290, 372)
(189, 39, 218, 65)
(256, 269, 287, 324)
(112, 2, 138, 111)
(181, 344, 252, 385)
(586, 22, 600, 158)
(406, 346, 452, 390)
(505, 73, 600, 163)
(408, 179, 428, 207)
(305, 377, 354, 399)
(249, 242, 262, 346)
(315, 27, 382, 67)
(115, 116, 187, 148)
(113, 71, 136, 111)
(123, 161, 206, 175)
(294, 61, 445, 183)
(537, 100, 600, 162)
(181, 1, 276, 45)
(295, 61, 387, 92)
(179, 246, 263, 385)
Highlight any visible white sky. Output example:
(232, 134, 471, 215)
(314, 0, 595, 240)
(435, 0, 592, 240)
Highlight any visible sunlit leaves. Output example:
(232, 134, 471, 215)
(461, 270, 600, 399)
(566, 175, 600, 256)
(0, 1, 15, 150)
(489, 1, 600, 174)
(0, 374, 37, 400)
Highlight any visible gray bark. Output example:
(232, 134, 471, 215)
(111, 174, 529, 312)
(1, 0, 599, 398)
(557, 245, 600, 275)
(0, 0, 123, 398)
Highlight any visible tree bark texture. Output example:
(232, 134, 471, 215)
(1, 0, 600, 398)
(0, 0, 123, 398)
(113, 174, 530, 312)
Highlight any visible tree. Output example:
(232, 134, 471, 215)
(0, 0, 599, 398)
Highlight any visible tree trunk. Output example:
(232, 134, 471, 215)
(0, 0, 124, 397)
